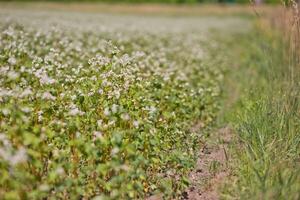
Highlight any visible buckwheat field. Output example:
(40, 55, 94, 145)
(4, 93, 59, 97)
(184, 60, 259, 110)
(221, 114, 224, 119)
(1, 1, 300, 199)
(0, 9, 242, 199)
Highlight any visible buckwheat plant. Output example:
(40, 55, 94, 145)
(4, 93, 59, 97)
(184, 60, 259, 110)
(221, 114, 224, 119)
(0, 9, 240, 200)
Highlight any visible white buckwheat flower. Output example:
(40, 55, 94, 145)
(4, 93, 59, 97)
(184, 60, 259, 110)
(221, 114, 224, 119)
(10, 147, 27, 166)
(21, 107, 32, 113)
(40, 74, 56, 85)
(121, 113, 130, 121)
(111, 104, 118, 114)
(19, 88, 33, 98)
(8, 57, 17, 65)
(93, 131, 103, 141)
(133, 120, 139, 128)
(55, 167, 65, 176)
(104, 107, 110, 116)
(7, 71, 19, 80)
(97, 120, 103, 127)
(42, 92, 56, 101)
(69, 105, 85, 116)
(98, 89, 103, 95)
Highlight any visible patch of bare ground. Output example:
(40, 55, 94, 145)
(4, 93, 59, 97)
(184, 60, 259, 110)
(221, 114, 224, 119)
(146, 126, 233, 200)
(183, 126, 233, 200)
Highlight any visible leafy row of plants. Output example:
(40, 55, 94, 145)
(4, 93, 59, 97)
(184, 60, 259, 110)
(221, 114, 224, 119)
(0, 12, 226, 199)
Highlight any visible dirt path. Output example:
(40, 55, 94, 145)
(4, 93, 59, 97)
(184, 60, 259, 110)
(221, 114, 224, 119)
(147, 126, 233, 200)
(183, 126, 233, 200)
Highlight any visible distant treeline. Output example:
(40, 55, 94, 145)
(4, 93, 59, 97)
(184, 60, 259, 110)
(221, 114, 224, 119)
(0, 0, 283, 3)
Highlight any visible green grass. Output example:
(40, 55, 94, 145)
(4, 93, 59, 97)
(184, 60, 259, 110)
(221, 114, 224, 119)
(219, 24, 300, 199)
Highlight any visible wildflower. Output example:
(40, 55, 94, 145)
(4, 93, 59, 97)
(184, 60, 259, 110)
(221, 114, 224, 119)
(0, 133, 11, 148)
(38, 111, 43, 122)
(96, 55, 110, 66)
(98, 89, 103, 95)
(39, 74, 56, 85)
(93, 131, 103, 141)
(7, 71, 19, 80)
(2, 108, 10, 116)
(21, 107, 32, 113)
(107, 120, 115, 128)
(119, 54, 131, 66)
(0, 88, 13, 98)
(19, 88, 33, 98)
(149, 106, 157, 114)
(88, 91, 94, 96)
(71, 95, 76, 100)
(114, 90, 120, 99)
(76, 132, 81, 138)
(20, 66, 26, 73)
(69, 106, 85, 116)
(111, 147, 119, 155)
(55, 167, 65, 176)
(97, 120, 103, 127)
(111, 104, 118, 114)
(42, 91, 56, 101)
(103, 107, 110, 116)
(60, 93, 66, 98)
(34, 70, 56, 85)
(121, 113, 130, 121)
(133, 120, 139, 128)
(8, 57, 17, 65)
(10, 147, 27, 166)
(39, 184, 50, 192)
(52, 149, 60, 158)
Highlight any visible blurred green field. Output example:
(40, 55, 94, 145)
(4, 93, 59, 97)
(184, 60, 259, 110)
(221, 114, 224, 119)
(0, 1, 278, 16)
(0, 0, 284, 4)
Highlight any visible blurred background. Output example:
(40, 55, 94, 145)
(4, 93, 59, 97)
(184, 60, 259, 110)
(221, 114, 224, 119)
(0, 0, 291, 5)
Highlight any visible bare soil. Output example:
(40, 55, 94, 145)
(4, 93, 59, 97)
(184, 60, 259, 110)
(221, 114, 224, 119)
(147, 126, 233, 200)
(183, 126, 233, 200)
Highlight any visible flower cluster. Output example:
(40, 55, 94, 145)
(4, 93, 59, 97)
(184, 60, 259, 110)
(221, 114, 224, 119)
(0, 9, 227, 199)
